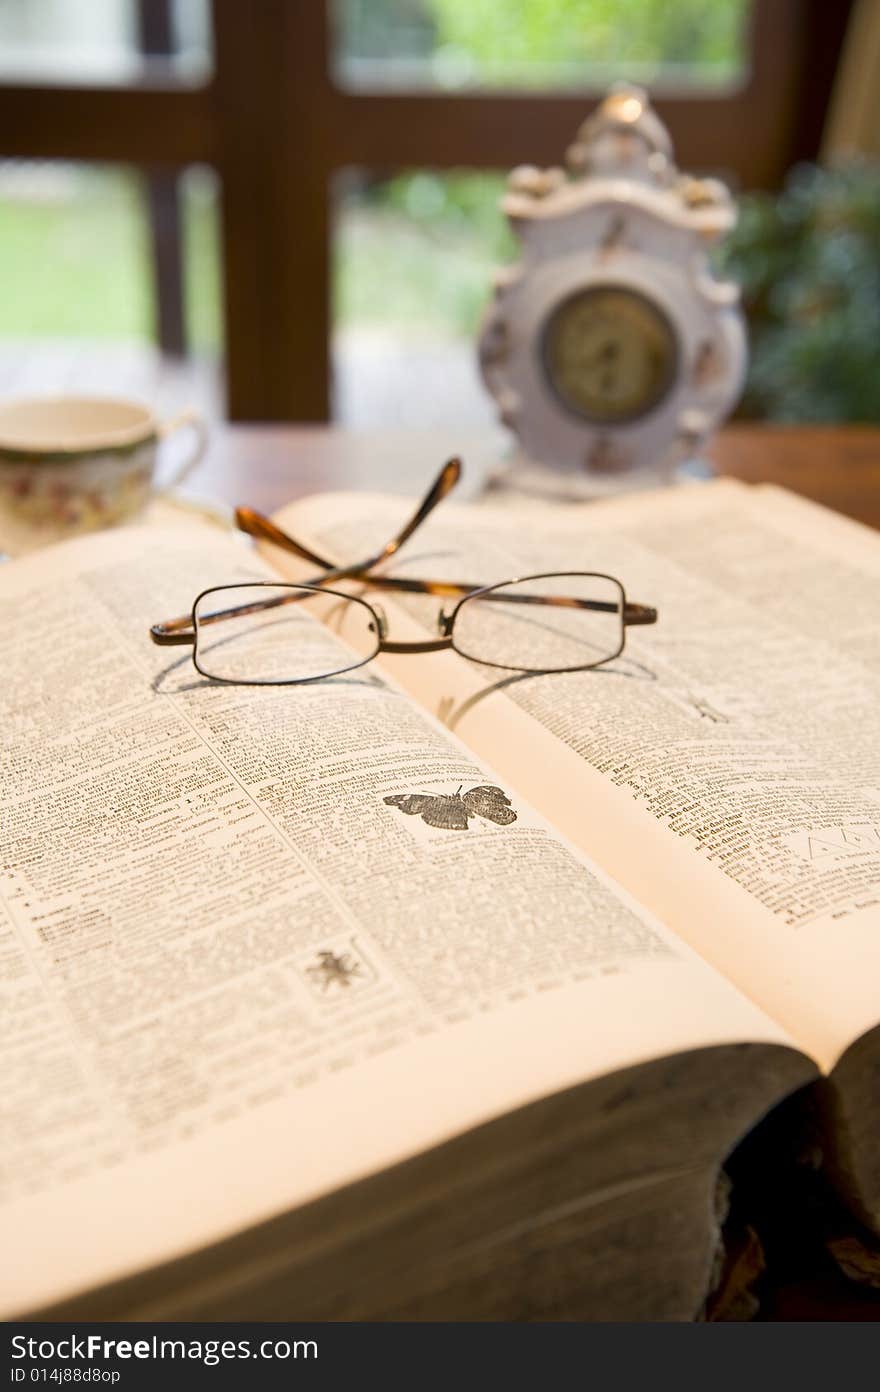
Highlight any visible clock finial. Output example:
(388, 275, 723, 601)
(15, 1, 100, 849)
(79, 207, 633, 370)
(567, 84, 674, 182)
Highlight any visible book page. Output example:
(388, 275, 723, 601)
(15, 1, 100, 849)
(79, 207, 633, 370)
(0, 522, 788, 1316)
(276, 479, 880, 1071)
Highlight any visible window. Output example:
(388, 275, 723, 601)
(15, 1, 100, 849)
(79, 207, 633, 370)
(334, 168, 512, 425)
(0, 0, 211, 84)
(0, 157, 221, 416)
(335, 0, 751, 92)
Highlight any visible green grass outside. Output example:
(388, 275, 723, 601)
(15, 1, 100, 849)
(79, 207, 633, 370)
(0, 166, 222, 350)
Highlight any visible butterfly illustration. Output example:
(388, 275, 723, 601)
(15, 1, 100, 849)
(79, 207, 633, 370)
(383, 784, 517, 831)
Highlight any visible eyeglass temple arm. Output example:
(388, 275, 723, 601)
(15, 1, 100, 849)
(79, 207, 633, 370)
(150, 460, 463, 645)
(319, 572, 655, 625)
(623, 603, 657, 625)
(231, 495, 657, 628)
(234, 455, 463, 572)
(149, 558, 364, 645)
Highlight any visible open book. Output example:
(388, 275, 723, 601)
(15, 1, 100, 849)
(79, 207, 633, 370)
(3, 474, 878, 1321)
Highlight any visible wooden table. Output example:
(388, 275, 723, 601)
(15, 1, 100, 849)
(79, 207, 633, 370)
(185, 422, 880, 531)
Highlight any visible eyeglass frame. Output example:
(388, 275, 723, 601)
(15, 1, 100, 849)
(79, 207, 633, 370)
(149, 457, 658, 684)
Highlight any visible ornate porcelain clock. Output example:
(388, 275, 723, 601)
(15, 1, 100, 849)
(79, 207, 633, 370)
(478, 85, 746, 488)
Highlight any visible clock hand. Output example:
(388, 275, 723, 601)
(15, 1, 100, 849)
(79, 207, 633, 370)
(580, 340, 620, 371)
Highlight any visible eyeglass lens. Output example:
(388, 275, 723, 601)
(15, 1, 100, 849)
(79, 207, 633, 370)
(451, 573, 624, 673)
(193, 584, 381, 684)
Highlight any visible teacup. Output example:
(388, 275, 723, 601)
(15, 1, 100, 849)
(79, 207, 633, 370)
(0, 395, 207, 555)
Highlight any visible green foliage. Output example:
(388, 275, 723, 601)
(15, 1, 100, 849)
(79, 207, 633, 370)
(339, 0, 748, 83)
(335, 172, 514, 334)
(380, 171, 512, 258)
(0, 166, 220, 351)
(0, 169, 152, 340)
(722, 162, 880, 423)
(428, 0, 746, 78)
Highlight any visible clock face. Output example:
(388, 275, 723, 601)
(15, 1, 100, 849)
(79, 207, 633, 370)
(540, 286, 679, 424)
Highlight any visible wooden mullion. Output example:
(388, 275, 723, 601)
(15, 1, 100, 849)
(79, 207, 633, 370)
(332, 90, 779, 177)
(138, 0, 187, 357)
(780, 0, 855, 165)
(212, 0, 332, 421)
(142, 167, 187, 356)
(0, 84, 212, 165)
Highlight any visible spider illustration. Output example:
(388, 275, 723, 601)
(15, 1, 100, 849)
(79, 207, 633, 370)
(306, 949, 363, 993)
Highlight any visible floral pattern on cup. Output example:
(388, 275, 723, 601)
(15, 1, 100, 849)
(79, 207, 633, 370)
(0, 444, 156, 554)
(0, 398, 207, 556)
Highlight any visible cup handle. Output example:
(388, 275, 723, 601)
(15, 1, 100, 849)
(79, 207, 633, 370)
(156, 408, 208, 492)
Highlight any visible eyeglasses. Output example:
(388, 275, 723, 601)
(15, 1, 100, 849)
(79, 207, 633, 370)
(149, 458, 658, 686)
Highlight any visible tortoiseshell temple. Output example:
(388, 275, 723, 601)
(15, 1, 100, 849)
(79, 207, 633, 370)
(235, 456, 463, 573)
